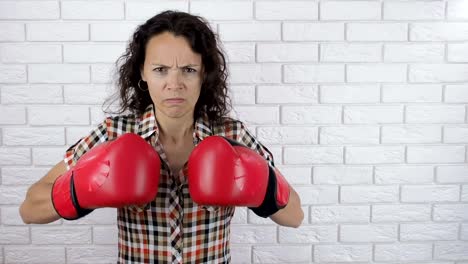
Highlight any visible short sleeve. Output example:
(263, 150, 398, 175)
(63, 118, 109, 171)
(237, 122, 276, 168)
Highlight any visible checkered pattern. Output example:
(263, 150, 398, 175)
(63, 103, 275, 263)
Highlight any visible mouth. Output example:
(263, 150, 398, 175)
(165, 98, 185, 104)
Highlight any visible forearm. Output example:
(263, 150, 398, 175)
(269, 186, 304, 228)
(19, 182, 60, 224)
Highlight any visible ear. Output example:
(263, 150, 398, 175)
(140, 64, 146, 82)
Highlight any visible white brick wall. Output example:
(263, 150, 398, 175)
(1, 1, 467, 263)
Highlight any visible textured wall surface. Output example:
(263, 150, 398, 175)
(0, 0, 468, 263)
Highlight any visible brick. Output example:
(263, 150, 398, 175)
(64, 44, 125, 63)
(402, 185, 460, 202)
(90, 22, 139, 41)
(437, 165, 468, 183)
(311, 205, 370, 223)
(372, 204, 431, 222)
(347, 23, 407, 41)
(64, 85, 111, 104)
(228, 85, 253, 105)
(401, 223, 458, 241)
(32, 147, 69, 166)
(411, 22, 468, 41)
(347, 64, 407, 82)
(340, 224, 397, 242)
(444, 126, 468, 143)
(275, 166, 311, 184)
(385, 43, 444, 62)
(295, 185, 338, 204)
(231, 207, 247, 224)
(28, 105, 89, 125)
(410, 64, 468, 82)
(0, 106, 26, 125)
(313, 166, 373, 184)
(0, 43, 61, 63)
(3, 127, 64, 146)
(382, 84, 442, 102)
(66, 126, 94, 145)
(446, 84, 468, 102)
(406, 105, 465, 123)
(233, 106, 278, 125)
(219, 23, 280, 41)
(31, 226, 91, 245)
(29, 64, 89, 84)
(0, 1, 59, 19)
(224, 43, 255, 63)
(384, 1, 444, 20)
(257, 126, 318, 144)
(91, 64, 114, 83)
(1, 84, 63, 104)
(93, 226, 118, 245)
(279, 225, 336, 243)
(2, 206, 36, 225)
(321, 84, 380, 103)
(407, 146, 465, 163)
(5, 247, 65, 263)
(4, 166, 41, 189)
(0, 23, 24, 41)
(375, 243, 432, 261)
(346, 146, 405, 164)
(126, 1, 187, 20)
(321, 1, 381, 20)
(0, 65, 26, 83)
(463, 185, 468, 201)
(284, 146, 343, 165)
(0, 147, 30, 165)
(448, 0, 468, 19)
(375, 165, 434, 184)
(382, 125, 441, 144)
(0, 226, 29, 244)
(282, 106, 342, 124)
(283, 22, 344, 41)
(231, 225, 276, 244)
(434, 242, 468, 260)
(448, 43, 468, 62)
(321, 43, 380, 62)
(191, 1, 252, 20)
(230, 246, 251, 264)
(284, 64, 345, 83)
(229, 64, 281, 84)
(320, 126, 379, 144)
(257, 85, 318, 103)
(27, 23, 88, 41)
(341, 185, 399, 203)
(257, 43, 318, 62)
(66, 246, 118, 264)
(315, 244, 371, 262)
(253, 246, 311, 263)
(434, 204, 468, 221)
(61, 1, 123, 20)
(255, 1, 318, 20)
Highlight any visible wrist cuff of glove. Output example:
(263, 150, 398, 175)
(250, 166, 290, 218)
(51, 171, 93, 220)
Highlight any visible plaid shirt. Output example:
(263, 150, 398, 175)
(63, 103, 275, 263)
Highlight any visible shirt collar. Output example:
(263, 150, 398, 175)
(137, 103, 213, 142)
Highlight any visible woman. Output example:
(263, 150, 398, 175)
(19, 10, 303, 263)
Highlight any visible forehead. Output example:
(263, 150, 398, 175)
(145, 32, 202, 64)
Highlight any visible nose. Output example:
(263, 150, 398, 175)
(166, 69, 183, 90)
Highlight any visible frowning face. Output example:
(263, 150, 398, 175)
(141, 31, 204, 120)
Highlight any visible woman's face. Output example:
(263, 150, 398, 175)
(141, 31, 204, 120)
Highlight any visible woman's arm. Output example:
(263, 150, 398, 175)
(19, 160, 66, 224)
(269, 186, 304, 228)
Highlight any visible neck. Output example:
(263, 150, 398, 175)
(156, 112, 194, 145)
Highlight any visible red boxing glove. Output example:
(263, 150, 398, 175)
(52, 133, 161, 220)
(187, 136, 290, 218)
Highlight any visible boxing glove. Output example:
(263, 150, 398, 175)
(187, 136, 290, 218)
(52, 133, 161, 220)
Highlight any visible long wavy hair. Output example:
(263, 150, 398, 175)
(103, 10, 231, 123)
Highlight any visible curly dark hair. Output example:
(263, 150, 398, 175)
(103, 10, 231, 124)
